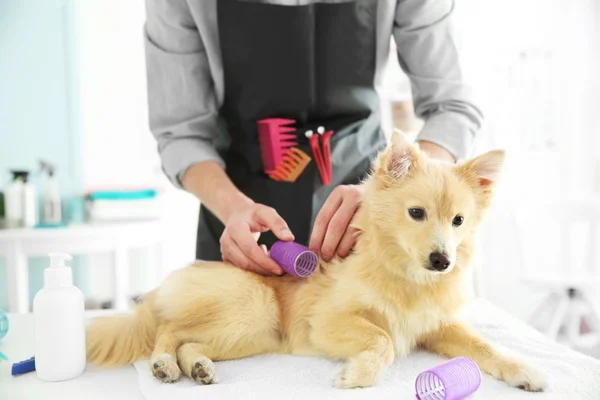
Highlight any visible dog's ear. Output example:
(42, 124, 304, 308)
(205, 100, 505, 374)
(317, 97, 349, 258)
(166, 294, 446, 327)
(374, 130, 420, 181)
(458, 149, 506, 192)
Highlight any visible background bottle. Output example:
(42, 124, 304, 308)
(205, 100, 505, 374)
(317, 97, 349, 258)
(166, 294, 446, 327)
(40, 161, 62, 224)
(5, 171, 25, 227)
(21, 171, 38, 228)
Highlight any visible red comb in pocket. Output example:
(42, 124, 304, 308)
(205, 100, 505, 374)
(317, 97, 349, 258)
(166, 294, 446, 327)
(257, 118, 297, 173)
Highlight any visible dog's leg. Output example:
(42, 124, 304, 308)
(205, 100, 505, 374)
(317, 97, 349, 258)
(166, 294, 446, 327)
(150, 324, 182, 383)
(176, 343, 217, 385)
(419, 322, 548, 392)
(310, 313, 394, 389)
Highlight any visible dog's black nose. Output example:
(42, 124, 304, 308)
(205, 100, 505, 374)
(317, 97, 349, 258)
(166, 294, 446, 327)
(429, 252, 451, 271)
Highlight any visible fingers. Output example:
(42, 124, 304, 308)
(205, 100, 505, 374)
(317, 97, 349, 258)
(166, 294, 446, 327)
(260, 244, 268, 255)
(310, 186, 363, 262)
(336, 226, 359, 259)
(253, 205, 294, 242)
(309, 189, 343, 254)
(221, 222, 282, 275)
(320, 199, 359, 261)
(221, 233, 273, 275)
(221, 238, 269, 274)
(231, 223, 283, 275)
(219, 203, 292, 276)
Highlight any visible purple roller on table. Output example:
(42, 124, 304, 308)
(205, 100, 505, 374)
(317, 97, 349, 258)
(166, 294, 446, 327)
(270, 241, 318, 278)
(415, 357, 482, 400)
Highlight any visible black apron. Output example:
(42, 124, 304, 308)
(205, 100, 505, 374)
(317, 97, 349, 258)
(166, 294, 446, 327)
(196, 0, 380, 260)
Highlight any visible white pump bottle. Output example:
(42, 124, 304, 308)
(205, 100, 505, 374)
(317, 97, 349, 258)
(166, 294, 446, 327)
(33, 252, 86, 381)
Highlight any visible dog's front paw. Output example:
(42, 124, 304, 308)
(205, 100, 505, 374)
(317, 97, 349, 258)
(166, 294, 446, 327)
(491, 359, 548, 392)
(333, 359, 381, 389)
(190, 355, 216, 385)
(150, 353, 182, 383)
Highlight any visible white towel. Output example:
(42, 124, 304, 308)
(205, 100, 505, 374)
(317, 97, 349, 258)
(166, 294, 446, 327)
(135, 300, 600, 400)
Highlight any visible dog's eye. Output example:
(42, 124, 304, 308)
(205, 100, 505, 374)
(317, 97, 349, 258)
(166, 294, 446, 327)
(408, 208, 425, 221)
(452, 215, 464, 227)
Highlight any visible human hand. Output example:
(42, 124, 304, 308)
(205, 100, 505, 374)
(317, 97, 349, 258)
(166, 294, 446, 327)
(220, 203, 294, 275)
(309, 185, 364, 262)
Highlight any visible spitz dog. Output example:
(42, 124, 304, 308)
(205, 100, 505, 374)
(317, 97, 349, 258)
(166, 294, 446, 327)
(87, 132, 547, 391)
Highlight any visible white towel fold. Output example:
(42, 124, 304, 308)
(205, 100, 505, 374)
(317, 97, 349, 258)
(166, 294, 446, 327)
(135, 300, 600, 400)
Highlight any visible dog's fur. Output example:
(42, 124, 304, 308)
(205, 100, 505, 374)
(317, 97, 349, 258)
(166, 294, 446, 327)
(86, 132, 547, 391)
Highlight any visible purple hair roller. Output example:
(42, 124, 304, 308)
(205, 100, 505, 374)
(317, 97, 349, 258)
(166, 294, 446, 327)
(415, 357, 482, 400)
(270, 241, 318, 278)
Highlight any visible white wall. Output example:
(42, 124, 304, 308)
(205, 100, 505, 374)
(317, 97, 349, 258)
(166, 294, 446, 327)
(454, 0, 600, 320)
(78, 0, 157, 189)
(77, 0, 199, 302)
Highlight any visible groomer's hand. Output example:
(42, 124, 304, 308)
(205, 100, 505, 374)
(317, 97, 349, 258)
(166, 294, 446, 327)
(309, 185, 364, 262)
(220, 203, 294, 275)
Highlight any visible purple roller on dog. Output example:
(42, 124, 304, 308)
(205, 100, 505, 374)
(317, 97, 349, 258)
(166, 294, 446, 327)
(415, 357, 482, 400)
(270, 241, 318, 278)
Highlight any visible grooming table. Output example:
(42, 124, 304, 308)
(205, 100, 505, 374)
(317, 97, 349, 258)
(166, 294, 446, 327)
(134, 300, 600, 400)
(2, 300, 599, 399)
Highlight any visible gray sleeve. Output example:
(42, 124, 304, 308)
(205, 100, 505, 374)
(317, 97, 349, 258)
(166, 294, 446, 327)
(393, 0, 484, 161)
(144, 0, 224, 188)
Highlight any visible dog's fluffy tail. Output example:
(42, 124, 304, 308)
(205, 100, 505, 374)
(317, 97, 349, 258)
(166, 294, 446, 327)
(86, 292, 157, 367)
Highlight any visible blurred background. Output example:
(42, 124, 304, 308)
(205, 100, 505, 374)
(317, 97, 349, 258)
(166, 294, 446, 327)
(0, 0, 599, 357)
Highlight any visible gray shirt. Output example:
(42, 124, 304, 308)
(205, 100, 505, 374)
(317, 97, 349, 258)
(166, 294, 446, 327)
(144, 0, 483, 223)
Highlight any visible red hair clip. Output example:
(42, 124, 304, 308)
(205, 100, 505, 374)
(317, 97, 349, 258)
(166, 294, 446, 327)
(318, 126, 333, 186)
(306, 126, 333, 186)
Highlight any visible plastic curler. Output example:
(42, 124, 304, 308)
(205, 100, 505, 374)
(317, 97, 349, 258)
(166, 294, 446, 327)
(270, 241, 319, 278)
(415, 357, 482, 400)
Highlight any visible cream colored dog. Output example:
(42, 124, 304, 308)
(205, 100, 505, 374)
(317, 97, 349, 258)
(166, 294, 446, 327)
(87, 132, 547, 391)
